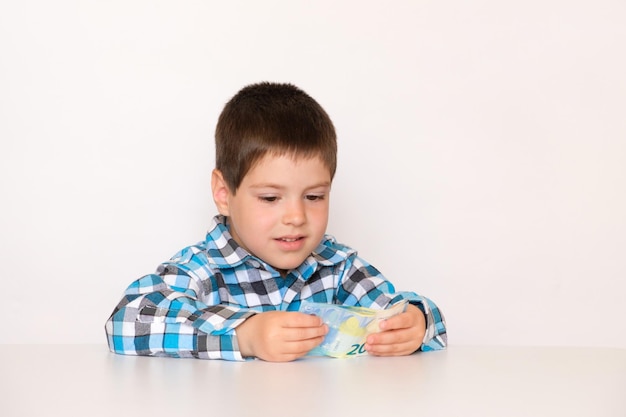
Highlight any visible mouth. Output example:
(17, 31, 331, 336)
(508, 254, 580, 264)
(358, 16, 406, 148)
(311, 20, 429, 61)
(274, 235, 307, 252)
(277, 236, 304, 242)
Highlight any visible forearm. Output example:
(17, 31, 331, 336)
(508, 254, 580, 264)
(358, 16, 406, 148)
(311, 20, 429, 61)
(105, 313, 247, 361)
(104, 278, 257, 360)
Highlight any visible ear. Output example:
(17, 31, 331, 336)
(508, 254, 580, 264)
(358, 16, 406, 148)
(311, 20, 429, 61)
(211, 169, 231, 216)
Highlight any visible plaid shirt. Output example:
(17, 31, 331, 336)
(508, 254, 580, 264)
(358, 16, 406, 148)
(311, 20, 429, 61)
(105, 215, 447, 361)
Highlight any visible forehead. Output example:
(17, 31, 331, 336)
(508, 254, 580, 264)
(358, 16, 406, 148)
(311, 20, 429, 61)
(244, 153, 332, 185)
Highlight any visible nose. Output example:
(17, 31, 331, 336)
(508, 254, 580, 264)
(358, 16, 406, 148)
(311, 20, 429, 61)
(282, 199, 306, 226)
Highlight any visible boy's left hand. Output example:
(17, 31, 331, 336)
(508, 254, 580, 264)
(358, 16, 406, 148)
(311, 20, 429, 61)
(364, 304, 425, 356)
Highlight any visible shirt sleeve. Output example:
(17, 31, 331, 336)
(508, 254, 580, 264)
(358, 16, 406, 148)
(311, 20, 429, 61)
(104, 265, 256, 361)
(335, 254, 448, 352)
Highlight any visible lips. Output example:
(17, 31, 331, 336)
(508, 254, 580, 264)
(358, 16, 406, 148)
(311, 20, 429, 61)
(278, 237, 302, 242)
(275, 236, 306, 250)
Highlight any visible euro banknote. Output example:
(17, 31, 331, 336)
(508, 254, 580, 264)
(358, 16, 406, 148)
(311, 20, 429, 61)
(300, 300, 409, 358)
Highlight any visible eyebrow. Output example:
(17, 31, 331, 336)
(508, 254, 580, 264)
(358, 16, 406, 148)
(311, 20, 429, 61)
(249, 181, 331, 191)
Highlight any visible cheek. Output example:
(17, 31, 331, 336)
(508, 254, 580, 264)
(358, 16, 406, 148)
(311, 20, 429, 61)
(241, 205, 277, 230)
(310, 205, 330, 226)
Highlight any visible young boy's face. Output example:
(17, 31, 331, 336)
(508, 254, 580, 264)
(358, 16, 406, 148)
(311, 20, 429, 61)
(213, 153, 331, 275)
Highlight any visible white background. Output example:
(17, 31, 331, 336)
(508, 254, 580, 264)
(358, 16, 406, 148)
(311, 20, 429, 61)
(1, 1, 624, 347)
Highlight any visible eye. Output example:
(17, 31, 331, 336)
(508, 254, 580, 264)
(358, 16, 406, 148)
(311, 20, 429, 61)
(305, 194, 325, 201)
(258, 196, 278, 203)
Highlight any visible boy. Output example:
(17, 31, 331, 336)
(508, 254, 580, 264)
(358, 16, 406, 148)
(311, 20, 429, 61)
(105, 82, 447, 362)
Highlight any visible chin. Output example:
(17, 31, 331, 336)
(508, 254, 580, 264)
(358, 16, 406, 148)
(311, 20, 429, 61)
(275, 259, 307, 273)
(279, 263, 302, 272)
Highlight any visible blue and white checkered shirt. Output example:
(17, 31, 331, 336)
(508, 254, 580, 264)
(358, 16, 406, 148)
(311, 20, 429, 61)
(105, 215, 447, 361)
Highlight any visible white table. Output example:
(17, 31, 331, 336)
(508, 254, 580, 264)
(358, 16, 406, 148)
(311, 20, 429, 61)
(1, 344, 624, 417)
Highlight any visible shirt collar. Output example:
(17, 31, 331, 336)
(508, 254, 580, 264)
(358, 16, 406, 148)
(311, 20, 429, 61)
(204, 215, 355, 271)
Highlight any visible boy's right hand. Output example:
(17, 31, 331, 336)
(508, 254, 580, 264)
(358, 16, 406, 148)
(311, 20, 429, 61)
(236, 311, 328, 362)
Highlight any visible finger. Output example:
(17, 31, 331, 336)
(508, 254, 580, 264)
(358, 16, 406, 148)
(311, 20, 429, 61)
(365, 339, 417, 356)
(380, 305, 424, 331)
(367, 326, 413, 346)
(379, 312, 413, 331)
(258, 330, 326, 362)
(277, 334, 327, 360)
(283, 324, 328, 342)
(292, 333, 327, 350)
(366, 329, 417, 351)
(282, 312, 325, 328)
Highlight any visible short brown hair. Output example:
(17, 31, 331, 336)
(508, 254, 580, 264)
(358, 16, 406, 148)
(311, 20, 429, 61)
(215, 82, 337, 192)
